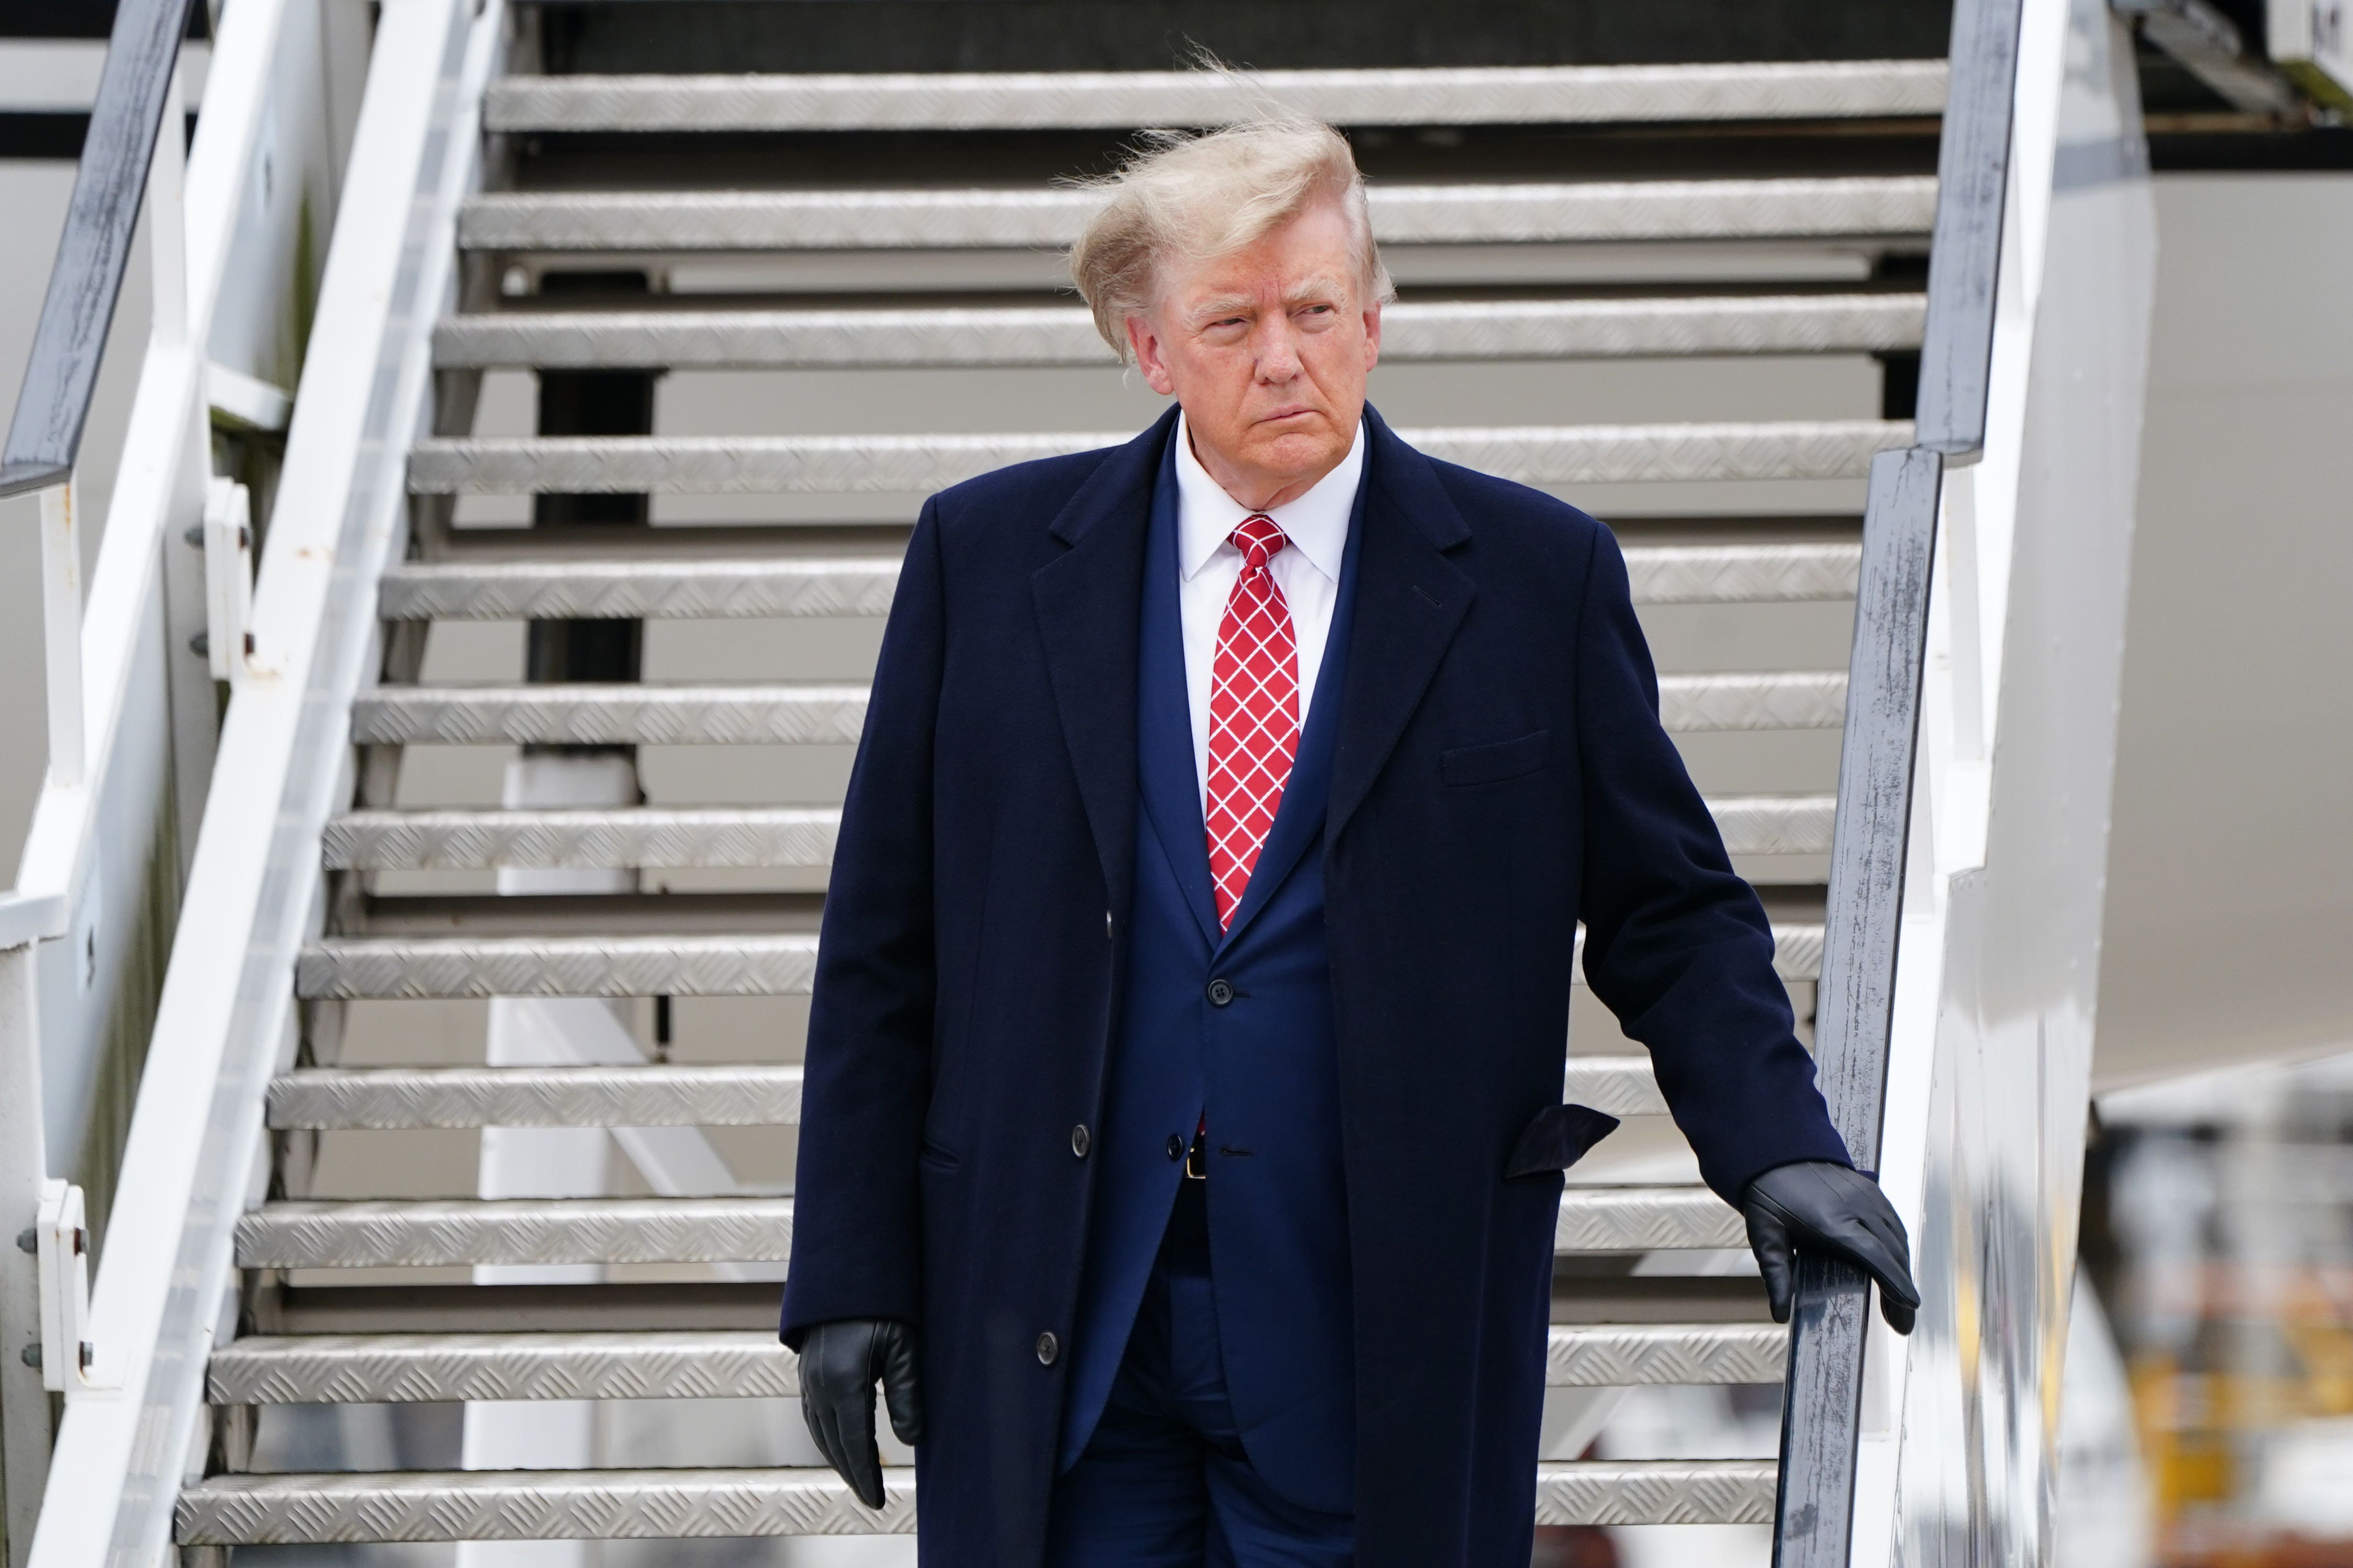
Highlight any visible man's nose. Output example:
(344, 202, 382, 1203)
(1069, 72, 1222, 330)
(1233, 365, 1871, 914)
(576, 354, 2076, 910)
(1254, 319, 1303, 380)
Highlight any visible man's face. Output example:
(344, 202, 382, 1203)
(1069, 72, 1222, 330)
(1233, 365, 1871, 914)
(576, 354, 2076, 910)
(1127, 199, 1382, 511)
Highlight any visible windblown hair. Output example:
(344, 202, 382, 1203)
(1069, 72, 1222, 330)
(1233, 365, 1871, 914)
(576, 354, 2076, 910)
(1068, 110, 1395, 362)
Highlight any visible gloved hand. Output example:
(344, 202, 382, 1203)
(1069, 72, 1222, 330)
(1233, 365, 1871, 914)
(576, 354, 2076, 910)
(796, 1318, 923, 1507)
(1741, 1161, 1921, 1335)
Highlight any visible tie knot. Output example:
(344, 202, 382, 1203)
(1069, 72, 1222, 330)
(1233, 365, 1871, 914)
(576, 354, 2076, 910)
(1230, 514, 1288, 572)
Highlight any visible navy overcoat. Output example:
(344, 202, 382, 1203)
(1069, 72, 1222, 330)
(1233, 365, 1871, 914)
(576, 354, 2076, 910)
(782, 405, 1850, 1566)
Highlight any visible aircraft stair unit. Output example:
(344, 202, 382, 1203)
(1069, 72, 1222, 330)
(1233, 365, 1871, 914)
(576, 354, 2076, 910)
(17, 0, 2160, 1564)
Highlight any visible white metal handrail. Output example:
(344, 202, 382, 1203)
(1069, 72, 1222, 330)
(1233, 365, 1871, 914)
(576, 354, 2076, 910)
(0, 0, 311, 1553)
(24, 3, 500, 1563)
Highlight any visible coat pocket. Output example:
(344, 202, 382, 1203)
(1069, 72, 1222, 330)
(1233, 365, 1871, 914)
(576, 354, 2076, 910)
(1442, 729, 1549, 786)
(1504, 1102, 1621, 1179)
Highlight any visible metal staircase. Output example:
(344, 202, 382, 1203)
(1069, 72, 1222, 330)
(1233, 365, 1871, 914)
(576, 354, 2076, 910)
(157, 12, 1946, 1548)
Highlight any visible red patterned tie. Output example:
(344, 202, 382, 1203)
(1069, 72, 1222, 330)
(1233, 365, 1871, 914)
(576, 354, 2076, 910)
(1205, 515, 1301, 931)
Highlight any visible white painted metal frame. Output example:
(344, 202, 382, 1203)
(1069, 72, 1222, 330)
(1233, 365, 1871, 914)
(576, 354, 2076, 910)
(23, 3, 503, 1564)
(0, 1, 354, 1552)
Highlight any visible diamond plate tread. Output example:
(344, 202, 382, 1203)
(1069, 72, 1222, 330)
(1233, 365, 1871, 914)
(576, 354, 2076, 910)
(295, 934, 820, 999)
(1657, 670, 1847, 730)
(1554, 1187, 1745, 1251)
(483, 62, 1948, 133)
(374, 546, 1857, 627)
(351, 671, 1837, 749)
(230, 1190, 1718, 1267)
(1544, 1323, 1787, 1386)
(1707, 793, 1837, 855)
(406, 421, 1908, 495)
(270, 1046, 1780, 1130)
(349, 684, 867, 746)
(203, 1321, 1776, 1406)
(319, 793, 1819, 871)
(379, 558, 900, 619)
(264, 1056, 1713, 1130)
(234, 1198, 795, 1269)
(300, 919, 1809, 1000)
(1534, 1460, 1779, 1526)
(456, 177, 1939, 252)
(207, 1331, 803, 1404)
(267, 1065, 805, 1130)
(431, 294, 1926, 370)
(175, 1467, 915, 1543)
(322, 808, 841, 870)
(1561, 1056, 1671, 1116)
(1619, 542, 1861, 604)
(176, 1459, 1773, 1540)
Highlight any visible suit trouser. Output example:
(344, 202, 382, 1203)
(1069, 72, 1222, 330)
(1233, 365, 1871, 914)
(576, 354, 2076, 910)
(1045, 1180, 1355, 1568)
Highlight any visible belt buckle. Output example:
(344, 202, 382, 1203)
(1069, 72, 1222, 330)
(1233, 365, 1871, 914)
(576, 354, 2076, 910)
(1184, 1130, 1208, 1181)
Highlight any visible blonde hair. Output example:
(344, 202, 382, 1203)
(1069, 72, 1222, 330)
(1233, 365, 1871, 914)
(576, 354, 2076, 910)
(1068, 111, 1395, 363)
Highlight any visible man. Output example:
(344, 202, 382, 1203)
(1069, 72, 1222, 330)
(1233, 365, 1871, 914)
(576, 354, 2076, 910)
(781, 113, 1918, 1567)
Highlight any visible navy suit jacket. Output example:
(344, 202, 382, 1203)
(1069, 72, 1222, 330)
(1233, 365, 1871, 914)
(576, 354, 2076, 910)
(782, 405, 1850, 1568)
(1055, 430, 1366, 1509)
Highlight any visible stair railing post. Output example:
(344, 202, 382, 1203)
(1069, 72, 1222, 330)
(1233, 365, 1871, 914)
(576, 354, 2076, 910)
(38, 483, 84, 793)
(0, 941, 52, 1568)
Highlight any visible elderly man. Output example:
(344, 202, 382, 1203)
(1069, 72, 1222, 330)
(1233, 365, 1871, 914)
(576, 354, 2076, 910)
(780, 114, 1918, 1567)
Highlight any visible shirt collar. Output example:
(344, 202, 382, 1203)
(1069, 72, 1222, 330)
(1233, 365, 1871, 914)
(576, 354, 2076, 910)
(1173, 409, 1363, 586)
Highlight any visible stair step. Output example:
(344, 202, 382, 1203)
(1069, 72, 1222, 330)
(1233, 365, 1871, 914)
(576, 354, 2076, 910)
(323, 807, 840, 869)
(1562, 1056, 1671, 1118)
(382, 557, 899, 620)
(432, 294, 1927, 370)
(263, 1054, 1675, 1130)
(209, 1330, 802, 1404)
(456, 177, 1939, 253)
(348, 684, 868, 746)
(1545, 1322, 1784, 1385)
(375, 544, 1859, 622)
(348, 672, 1840, 748)
(1628, 543, 1859, 605)
(406, 421, 1909, 495)
(295, 933, 820, 999)
(320, 794, 1827, 872)
(295, 922, 1819, 999)
(1663, 671, 1847, 732)
(175, 1458, 1776, 1541)
(483, 62, 1948, 134)
(1534, 1460, 1778, 1526)
(233, 1188, 1731, 1270)
(269, 1065, 808, 1129)
(1555, 1187, 1745, 1252)
(235, 1198, 797, 1270)
(176, 1468, 913, 1543)
(202, 1320, 1779, 1406)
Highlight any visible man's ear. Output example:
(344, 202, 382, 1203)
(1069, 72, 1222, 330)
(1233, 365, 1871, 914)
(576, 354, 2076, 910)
(1128, 315, 1178, 397)
(1362, 301, 1382, 373)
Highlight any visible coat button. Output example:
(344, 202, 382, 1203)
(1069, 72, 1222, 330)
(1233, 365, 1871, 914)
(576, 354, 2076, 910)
(1205, 978, 1235, 1007)
(1071, 1124, 1091, 1158)
(1167, 1133, 1184, 1161)
(1036, 1332, 1059, 1366)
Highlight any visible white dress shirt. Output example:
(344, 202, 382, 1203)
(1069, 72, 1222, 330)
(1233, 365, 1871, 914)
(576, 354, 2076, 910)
(1174, 410, 1364, 811)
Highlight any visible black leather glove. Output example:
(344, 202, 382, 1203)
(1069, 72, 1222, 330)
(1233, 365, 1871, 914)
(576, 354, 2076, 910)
(1741, 1160, 1921, 1335)
(796, 1318, 923, 1507)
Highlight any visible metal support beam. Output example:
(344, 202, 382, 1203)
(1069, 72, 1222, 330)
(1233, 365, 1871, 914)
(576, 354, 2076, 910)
(0, 944, 51, 1568)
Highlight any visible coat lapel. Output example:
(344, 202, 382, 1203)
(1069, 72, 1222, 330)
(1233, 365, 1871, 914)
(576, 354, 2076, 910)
(1326, 409, 1477, 847)
(1032, 407, 1178, 914)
